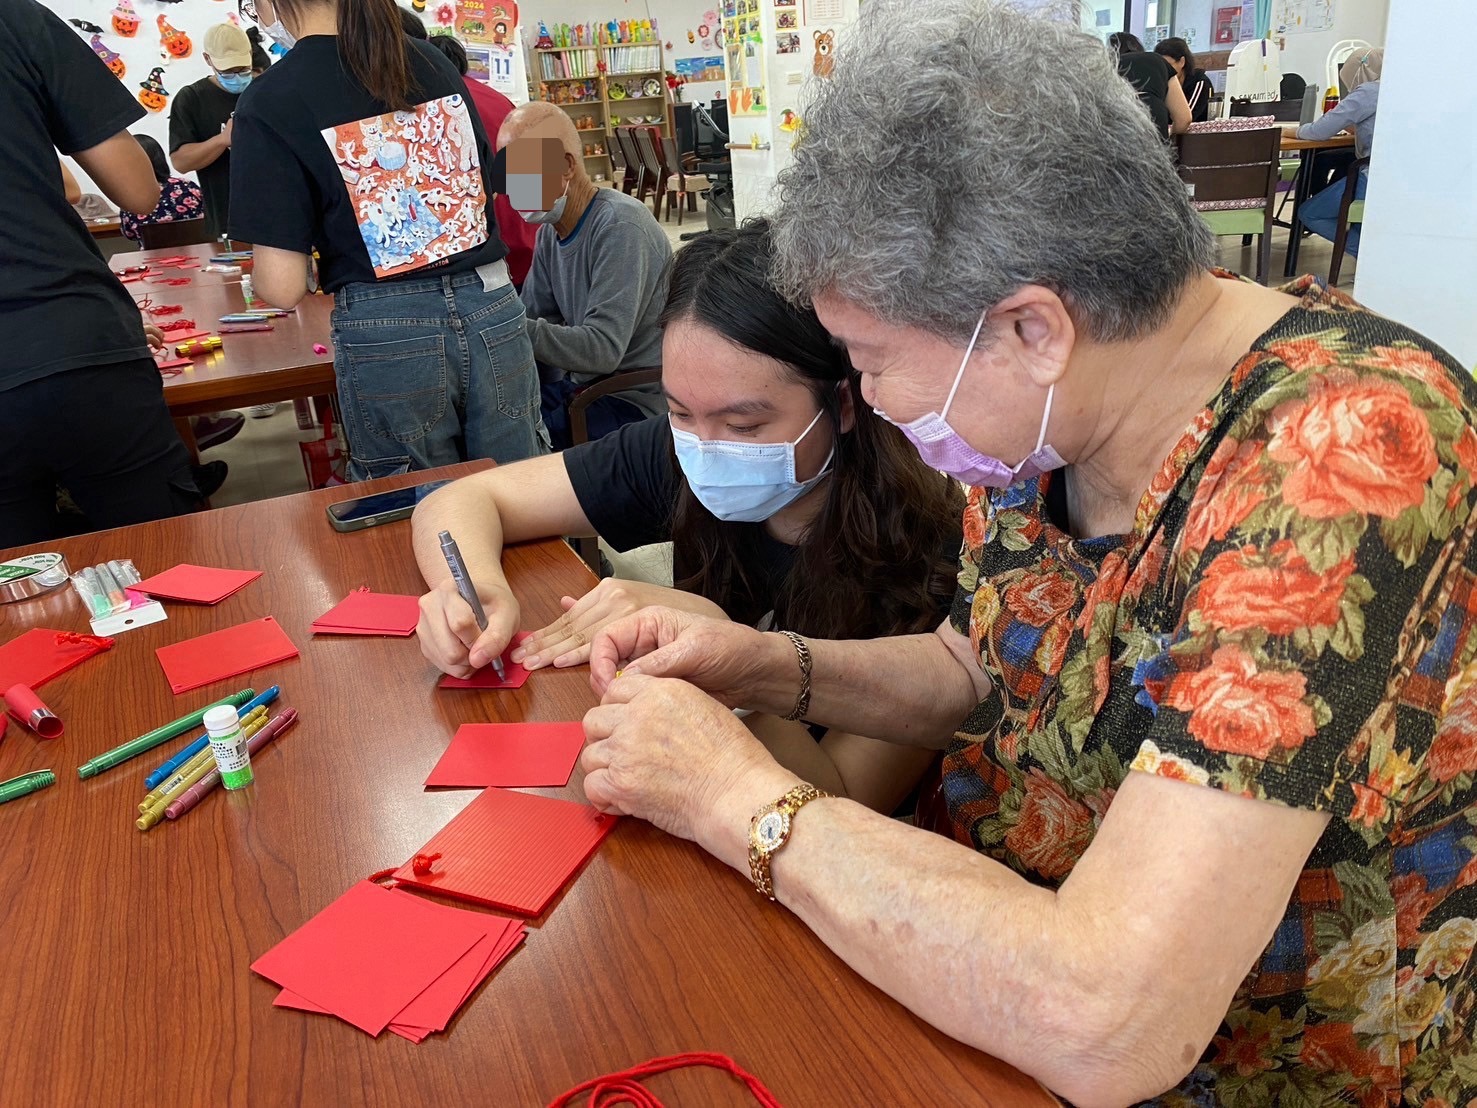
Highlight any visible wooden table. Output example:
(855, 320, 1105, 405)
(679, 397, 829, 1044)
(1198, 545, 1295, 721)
(0, 464, 1054, 1108)
(114, 242, 335, 447)
(1278, 131, 1356, 278)
(86, 216, 122, 238)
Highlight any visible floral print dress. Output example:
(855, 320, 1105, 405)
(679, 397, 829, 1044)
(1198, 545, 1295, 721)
(119, 176, 203, 243)
(946, 275, 1477, 1106)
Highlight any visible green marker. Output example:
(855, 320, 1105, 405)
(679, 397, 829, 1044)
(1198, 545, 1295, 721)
(0, 770, 56, 806)
(203, 706, 254, 790)
(77, 689, 256, 779)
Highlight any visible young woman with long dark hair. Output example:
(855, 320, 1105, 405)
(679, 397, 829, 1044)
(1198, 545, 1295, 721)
(229, 0, 544, 479)
(412, 221, 964, 813)
(1155, 37, 1213, 123)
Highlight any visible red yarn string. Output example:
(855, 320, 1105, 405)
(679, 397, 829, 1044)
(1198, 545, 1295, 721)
(548, 1053, 783, 1108)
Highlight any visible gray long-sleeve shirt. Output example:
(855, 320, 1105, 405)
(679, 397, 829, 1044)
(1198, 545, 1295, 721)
(1297, 80, 1379, 159)
(520, 187, 672, 416)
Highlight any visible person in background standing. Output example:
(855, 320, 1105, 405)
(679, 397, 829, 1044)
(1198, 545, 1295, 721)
(427, 34, 536, 288)
(1155, 37, 1213, 123)
(1109, 31, 1191, 139)
(246, 25, 273, 75)
(0, 0, 201, 545)
(231, 0, 544, 478)
(169, 23, 253, 241)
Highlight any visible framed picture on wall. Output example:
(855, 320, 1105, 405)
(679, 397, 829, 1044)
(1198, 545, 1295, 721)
(777, 10, 797, 29)
(776, 32, 801, 53)
(1213, 5, 1241, 45)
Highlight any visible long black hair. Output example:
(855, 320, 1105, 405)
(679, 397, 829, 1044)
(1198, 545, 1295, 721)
(1155, 37, 1197, 80)
(661, 221, 964, 641)
(133, 134, 171, 184)
(1108, 31, 1145, 56)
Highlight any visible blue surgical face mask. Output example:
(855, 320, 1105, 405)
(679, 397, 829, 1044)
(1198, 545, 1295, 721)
(672, 407, 835, 523)
(216, 71, 253, 94)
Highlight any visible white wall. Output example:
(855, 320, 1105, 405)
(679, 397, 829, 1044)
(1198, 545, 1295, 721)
(524, 0, 728, 104)
(1355, 0, 1476, 368)
(1275, 0, 1387, 89)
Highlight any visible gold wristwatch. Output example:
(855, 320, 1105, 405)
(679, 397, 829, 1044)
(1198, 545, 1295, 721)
(748, 784, 831, 900)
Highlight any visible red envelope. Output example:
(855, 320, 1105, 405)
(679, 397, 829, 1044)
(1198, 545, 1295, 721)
(437, 633, 531, 689)
(425, 723, 586, 789)
(391, 787, 616, 916)
(252, 881, 486, 1036)
(135, 563, 263, 605)
(155, 616, 299, 695)
(312, 590, 420, 636)
(0, 629, 113, 692)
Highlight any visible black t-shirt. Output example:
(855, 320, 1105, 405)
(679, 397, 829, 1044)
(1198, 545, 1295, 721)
(0, 0, 150, 391)
(168, 77, 238, 239)
(229, 36, 507, 292)
(1118, 51, 1173, 137)
(562, 416, 796, 618)
(1185, 69, 1215, 123)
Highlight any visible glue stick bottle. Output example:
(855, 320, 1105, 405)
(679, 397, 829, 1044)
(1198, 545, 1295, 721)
(203, 705, 254, 790)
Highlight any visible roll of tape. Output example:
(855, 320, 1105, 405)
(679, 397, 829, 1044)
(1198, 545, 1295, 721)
(0, 553, 70, 603)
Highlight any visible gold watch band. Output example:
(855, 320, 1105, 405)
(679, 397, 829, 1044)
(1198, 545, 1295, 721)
(748, 783, 831, 900)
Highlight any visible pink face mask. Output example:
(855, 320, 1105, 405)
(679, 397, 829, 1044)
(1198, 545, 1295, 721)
(874, 311, 1065, 488)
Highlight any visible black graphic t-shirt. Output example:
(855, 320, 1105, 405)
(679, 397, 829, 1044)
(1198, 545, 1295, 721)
(229, 36, 506, 292)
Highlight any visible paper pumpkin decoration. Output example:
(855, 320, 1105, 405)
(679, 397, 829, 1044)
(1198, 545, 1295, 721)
(90, 34, 126, 78)
(111, 0, 139, 38)
(158, 14, 191, 59)
(138, 67, 169, 112)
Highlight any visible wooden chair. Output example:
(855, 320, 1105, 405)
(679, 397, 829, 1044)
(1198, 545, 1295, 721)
(649, 130, 707, 226)
(139, 217, 215, 250)
(608, 136, 637, 195)
(630, 126, 669, 218)
(568, 367, 663, 574)
(614, 127, 655, 209)
(1329, 155, 1370, 286)
(1176, 118, 1281, 284)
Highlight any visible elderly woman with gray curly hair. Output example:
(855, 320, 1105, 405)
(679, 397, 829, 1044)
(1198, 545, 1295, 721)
(571, 2, 1477, 1104)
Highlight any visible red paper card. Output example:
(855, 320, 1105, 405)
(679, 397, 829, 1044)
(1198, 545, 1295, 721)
(155, 616, 299, 694)
(135, 563, 262, 604)
(252, 881, 486, 1036)
(312, 590, 420, 636)
(438, 633, 531, 689)
(156, 356, 192, 371)
(0, 629, 113, 692)
(391, 787, 616, 916)
(157, 327, 211, 343)
(426, 722, 586, 789)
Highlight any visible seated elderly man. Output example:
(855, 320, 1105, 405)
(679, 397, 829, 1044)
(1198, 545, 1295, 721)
(574, 2, 1477, 1105)
(500, 102, 671, 449)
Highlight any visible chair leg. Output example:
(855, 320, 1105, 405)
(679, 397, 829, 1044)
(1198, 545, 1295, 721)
(1330, 209, 1350, 286)
(1258, 211, 1272, 285)
(675, 190, 685, 226)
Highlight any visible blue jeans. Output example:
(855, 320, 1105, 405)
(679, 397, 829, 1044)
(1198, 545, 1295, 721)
(540, 376, 648, 451)
(1299, 172, 1366, 257)
(332, 272, 546, 482)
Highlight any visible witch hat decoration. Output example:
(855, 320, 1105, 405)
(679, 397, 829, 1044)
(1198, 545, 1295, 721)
(138, 66, 170, 112)
(90, 34, 126, 79)
(112, 0, 140, 37)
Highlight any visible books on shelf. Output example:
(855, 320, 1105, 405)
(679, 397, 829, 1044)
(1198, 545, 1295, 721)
(603, 44, 662, 74)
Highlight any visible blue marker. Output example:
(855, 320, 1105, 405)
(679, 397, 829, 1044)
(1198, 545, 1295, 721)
(142, 686, 281, 789)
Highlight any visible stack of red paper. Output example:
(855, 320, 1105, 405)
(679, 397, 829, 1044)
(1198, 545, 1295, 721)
(254, 880, 525, 1043)
(438, 632, 533, 689)
(134, 564, 263, 604)
(311, 590, 421, 636)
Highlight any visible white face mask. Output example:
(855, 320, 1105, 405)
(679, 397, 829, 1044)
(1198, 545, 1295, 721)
(519, 182, 569, 225)
(259, 10, 295, 50)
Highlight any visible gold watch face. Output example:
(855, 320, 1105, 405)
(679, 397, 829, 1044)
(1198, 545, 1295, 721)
(754, 809, 790, 853)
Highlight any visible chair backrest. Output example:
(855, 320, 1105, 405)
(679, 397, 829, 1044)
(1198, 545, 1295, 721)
(1231, 97, 1303, 122)
(1280, 72, 1307, 101)
(631, 126, 666, 184)
(139, 217, 214, 250)
(607, 136, 636, 192)
(1176, 121, 1281, 207)
(613, 126, 644, 184)
(650, 128, 680, 177)
(1326, 38, 1374, 95)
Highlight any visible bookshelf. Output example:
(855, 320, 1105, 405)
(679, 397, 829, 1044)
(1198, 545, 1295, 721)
(531, 45, 675, 186)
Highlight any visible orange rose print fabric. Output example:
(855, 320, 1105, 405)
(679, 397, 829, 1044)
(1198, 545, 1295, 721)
(945, 275, 1477, 1105)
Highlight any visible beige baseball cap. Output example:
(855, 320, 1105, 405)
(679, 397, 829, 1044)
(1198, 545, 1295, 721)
(202, 23, 252, 70)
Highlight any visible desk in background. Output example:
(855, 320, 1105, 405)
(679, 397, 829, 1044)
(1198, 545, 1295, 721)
(0, 463, 1056, 1108)
(1279, 131, 1357, 278)
(113, 242, 335, 456)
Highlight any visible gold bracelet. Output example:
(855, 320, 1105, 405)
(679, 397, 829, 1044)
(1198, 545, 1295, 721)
(778, 630, 812, 722)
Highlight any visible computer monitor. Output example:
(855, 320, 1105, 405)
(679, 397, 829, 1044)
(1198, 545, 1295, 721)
(675, 103, 696, 159)
(692, 100, 729, 161)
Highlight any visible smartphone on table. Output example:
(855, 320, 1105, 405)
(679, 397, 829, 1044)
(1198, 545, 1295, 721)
(325, 480, 450, 532)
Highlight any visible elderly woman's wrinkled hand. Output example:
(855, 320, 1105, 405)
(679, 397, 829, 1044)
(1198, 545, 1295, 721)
(580, 675, 786, 848)
(589, 606, 788, 706)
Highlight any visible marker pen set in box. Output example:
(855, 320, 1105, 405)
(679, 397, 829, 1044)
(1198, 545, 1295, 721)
(69, 559, 166, 635)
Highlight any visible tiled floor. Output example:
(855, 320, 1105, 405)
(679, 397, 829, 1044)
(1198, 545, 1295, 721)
(209, 199, 1353, 511)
